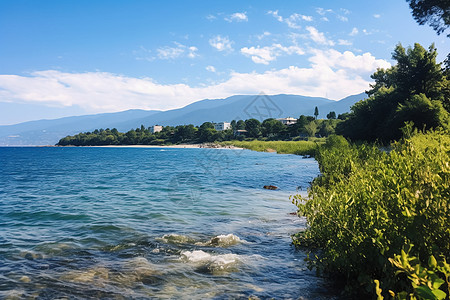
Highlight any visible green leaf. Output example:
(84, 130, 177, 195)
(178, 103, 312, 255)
(415, 285, 438, 300)
(431, 289, 446, 300)
(429, 255, 437, 269)
(431, 278, 445, 290)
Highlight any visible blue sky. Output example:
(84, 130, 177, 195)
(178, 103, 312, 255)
(0, 0, 449, 125)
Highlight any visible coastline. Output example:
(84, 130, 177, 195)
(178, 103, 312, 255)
(59, 143, 243, 149)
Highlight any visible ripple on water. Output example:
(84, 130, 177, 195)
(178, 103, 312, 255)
(0, 147, 337, 299)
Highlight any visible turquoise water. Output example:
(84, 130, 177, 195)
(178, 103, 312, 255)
(0, 147, 336, 299)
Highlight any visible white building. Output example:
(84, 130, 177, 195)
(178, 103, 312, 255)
(150, 125, 163, 133)
(214, 122, 231, 131)
(276, 117, 297, 126)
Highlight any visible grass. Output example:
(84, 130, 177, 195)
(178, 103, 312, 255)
(220, 139, 323, 156)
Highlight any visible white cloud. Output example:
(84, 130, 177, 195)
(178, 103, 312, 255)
(337, 15, 348, 22)
(209, 35, 234, 52)
(267, 10, 312, 29)
(206, 65, 216, 72)
(316, 8, 333, 16)
(349, 27, 359, 36)
(225, 12, 248, 22)
(0, 50, 390, 114)
(138, 43, 198, 60)
(306, 26, 335, 46)
(187, 46, 198, 58)
(206, 14, 216, 21)
(338, 39, 352, 46)
(373, 14, 381, 18)
(321, 17, 329, 22)
(256, 31, 271, 40)
(362, 29, 374, 35)
(308, 49, 390, 73)
(340, 8, 351, 15)
(268, 10, 283, 22)
(133, 46, 154, 62)
(241, 44, 304, 64)
(157, 46, 185, 60)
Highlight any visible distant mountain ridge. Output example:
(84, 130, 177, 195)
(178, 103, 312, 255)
(0, 92, 366, 145)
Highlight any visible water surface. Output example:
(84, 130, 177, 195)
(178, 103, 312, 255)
(0, 147, 336, 299)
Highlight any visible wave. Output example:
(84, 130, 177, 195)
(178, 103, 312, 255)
(157, 233, 246, 247)
(180, 250, 240, 274)
(195, 234, 246, 247)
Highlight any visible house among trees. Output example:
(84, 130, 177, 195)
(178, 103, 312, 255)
(150, 125, 163, 133)
(276, 117, 297, 126)
(214, 122, 231, 131)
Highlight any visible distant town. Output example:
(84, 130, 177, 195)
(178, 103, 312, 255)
(56, 113, 341, 146)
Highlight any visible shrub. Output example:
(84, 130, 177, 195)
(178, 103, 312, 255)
(291, 131, 450, 297)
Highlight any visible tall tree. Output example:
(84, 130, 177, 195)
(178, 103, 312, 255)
(338, 43, 449, 142)
(314, 106, 319, 120)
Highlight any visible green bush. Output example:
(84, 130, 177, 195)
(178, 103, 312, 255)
(291, 131, 450, 298)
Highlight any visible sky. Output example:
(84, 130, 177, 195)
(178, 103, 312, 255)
(0, 0, 449, 125)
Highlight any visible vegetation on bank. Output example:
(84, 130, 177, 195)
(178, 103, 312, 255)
(220, 139, 322, 156)
(292, 131, 450, 299)
(56, 116, 340, 146)
(290, 42, 449, 299)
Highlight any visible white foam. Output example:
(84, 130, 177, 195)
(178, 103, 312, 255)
(196, 234, 246, 247)
(180, 250, 240, 271)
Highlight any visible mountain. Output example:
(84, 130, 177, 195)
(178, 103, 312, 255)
(0, 109, 161, 146)
(316, 93, 367, 118)
(0, 92, 366, 146)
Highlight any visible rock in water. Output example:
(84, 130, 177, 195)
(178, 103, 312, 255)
(263, 185, 278, 190)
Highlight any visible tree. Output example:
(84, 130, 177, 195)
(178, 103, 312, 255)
(230, 120, 237, 131)
(304, 121, 318, 137)
(174, 125, 197, 142)
(326, 111, 336, 119)
(314, 106, 319, 120)
(406, 0, 450, 36)
(245, 118, 261, 138)
(261, 118, 284, 137)
(236, 120, 246, 130)
(338, 43, 449, 142)
(198, 122, 217, 142)
(393, 93, 449, 130)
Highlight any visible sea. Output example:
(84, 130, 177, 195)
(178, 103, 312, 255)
(0, 147, 338, 299)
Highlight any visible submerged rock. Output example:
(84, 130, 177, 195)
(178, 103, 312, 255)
(19, 276, 31, 283)
(263, 185, 278, 190)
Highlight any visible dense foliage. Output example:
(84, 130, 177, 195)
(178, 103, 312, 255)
(56, 116, 341, 146)
(338, 43, 450, 142)
(291, 131, 450, 298)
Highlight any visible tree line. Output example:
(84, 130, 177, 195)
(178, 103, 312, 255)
(56, 114, 341, 146)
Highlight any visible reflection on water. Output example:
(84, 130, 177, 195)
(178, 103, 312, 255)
(0, 147, 338, 299)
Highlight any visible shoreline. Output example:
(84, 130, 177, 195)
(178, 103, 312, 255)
(48, 143, 242, 149)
